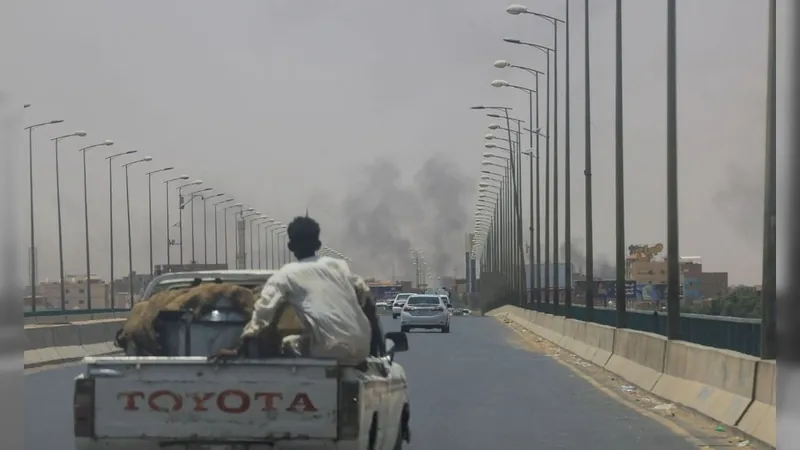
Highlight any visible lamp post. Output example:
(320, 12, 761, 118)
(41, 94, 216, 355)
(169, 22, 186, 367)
(51, 131, 87, 311)
(122, 156, 152, 305)
(241, 211, 261, 268)
(177, 180, 202, 265)
(223, 203, 243, 267)
(185, 187, 213, 264)
(164, 175, 189, 267)
(502, 39, 554, 306)
(666, 0, 680, 339)
(490, 76, 541, 306)
(213, 198, 234, 264)
(145, 166, 174, 279)
(471, 105, 526, 303)
(266, 222, 281, 268)
(105, 149, 138, 308)
(255, 217, 271, 268)
(276, 227, 288, 265)
(78, 140, 114, 310)
(583, 0, 595, 319)
(25, 118, 65, 312)
(201, 193, 224, 264)
(507, 4, 567, 312)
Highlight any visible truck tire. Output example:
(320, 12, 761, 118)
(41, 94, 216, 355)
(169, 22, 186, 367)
(400, 326, 410, 333)
(441, 325, 450, 333)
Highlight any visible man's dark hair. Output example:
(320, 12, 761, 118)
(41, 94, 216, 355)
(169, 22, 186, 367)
(286, 216, 321, 258)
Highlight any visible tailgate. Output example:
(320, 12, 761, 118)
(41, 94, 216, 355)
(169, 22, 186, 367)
(88, 357, 339, 440)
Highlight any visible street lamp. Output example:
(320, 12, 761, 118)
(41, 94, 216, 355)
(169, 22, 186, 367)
(241, 211, 261, 269)
(78, 140, 114, 310)
(177, 180, 202, 264)
(266, 221, 282, 268)
(145, 166, 174, 278)
(164, 175, 189, 266)
(185, 187, 213, 263)
(51, 131, 87, 311)
(25, 118, 64, 312)
(223, 203, 243, 267)
(212, 198, 234, 264)
(105, 149, 137, 308)
(122, 156, 152, 305)
(201, 193, 224, 264)
(254, 217, 271, 269)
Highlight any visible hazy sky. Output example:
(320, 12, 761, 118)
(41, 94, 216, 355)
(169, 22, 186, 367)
(2, 0, 787, 286)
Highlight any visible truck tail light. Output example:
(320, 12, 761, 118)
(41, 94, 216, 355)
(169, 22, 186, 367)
(432, 307, 444, 312)
(74, 376, 95, 438)
(403, 306, 414, 312)
(338, 380, 360, 440)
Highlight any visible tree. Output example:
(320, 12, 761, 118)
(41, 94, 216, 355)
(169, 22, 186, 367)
(684, 286, 761, 318)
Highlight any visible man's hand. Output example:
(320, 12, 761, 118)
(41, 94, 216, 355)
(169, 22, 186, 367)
(207, 336, 253, 363)
(207, 347, 240, 363)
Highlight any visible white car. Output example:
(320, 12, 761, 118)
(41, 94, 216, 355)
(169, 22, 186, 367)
(400, 294, 451, 333)
(391, 293, 413, 319)
(440, 295, 453, 315)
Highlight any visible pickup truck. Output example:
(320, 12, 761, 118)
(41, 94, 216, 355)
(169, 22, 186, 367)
(74, 270, 412, 450)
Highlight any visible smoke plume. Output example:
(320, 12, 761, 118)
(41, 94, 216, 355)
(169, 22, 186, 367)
(559, 239, 616, 280)
(335, 154, 470, 280)
(713, 163, 763, 243)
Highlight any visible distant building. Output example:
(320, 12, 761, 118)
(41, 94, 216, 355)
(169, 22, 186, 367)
(26, 274, 110, 311)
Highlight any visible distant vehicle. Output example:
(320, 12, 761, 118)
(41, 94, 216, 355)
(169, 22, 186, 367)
(392, 293, 413, 319)
(375, 300, 388, 308)
(400, 294, 450, 333)
(440, 295, 453, 315)
(462, 308, 472, 315)
(452, 308, 465, 316)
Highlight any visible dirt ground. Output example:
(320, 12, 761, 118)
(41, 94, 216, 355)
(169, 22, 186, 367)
(497, 316, 768, 450)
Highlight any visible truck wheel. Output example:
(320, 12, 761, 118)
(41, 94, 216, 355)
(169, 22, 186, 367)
(392, 314, 398, 319)
(400, 326, 410, 333)
(441, 325, 450, 333)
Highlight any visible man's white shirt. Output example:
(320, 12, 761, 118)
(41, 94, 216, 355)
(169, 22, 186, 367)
(242, 255, 372, 364)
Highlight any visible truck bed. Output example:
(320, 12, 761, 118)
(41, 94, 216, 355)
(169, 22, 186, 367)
(82, 356, 340, 442)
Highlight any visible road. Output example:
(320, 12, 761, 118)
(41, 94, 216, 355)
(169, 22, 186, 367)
(26, 315, 702, 449)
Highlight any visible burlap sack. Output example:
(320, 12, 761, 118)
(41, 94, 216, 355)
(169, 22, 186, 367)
(119, 283, 260, 356)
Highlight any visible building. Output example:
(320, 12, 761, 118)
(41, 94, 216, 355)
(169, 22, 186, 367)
(26, 274, 110, 311)
(679, 257, 728, 301)
(629, 260, 668, 285)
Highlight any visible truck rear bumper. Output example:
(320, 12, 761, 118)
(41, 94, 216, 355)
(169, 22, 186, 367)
(76, 438, 354, 450)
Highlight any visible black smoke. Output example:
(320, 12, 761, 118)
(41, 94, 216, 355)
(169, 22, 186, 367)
(336, 154, 470, 280)
(560, 239, 616, 280)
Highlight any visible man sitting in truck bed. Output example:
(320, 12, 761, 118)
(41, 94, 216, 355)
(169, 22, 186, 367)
(236, 215, 373, 364)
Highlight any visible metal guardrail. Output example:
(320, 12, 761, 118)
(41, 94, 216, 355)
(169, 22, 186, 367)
(533, 303, 761, 357)
(24, 308, 131, 318)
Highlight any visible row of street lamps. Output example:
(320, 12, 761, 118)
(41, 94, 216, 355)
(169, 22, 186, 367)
(25, 105, 354, 312)
(469, 2, 776, 357)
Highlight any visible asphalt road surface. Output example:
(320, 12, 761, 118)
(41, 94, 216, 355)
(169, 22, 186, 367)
(26, 315, 700, 449)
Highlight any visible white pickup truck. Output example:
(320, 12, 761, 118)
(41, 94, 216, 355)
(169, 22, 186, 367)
(74, 270, 412, 450)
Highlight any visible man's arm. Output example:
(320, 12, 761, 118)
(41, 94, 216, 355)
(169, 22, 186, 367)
(241, 276, 288, 339)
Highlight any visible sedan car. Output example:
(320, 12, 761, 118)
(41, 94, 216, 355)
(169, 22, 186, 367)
(392, 293, 413, 319)
(400, 294, 451, 333)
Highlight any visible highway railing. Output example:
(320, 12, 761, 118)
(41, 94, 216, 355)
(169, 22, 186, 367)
(534, 303, 761, 357)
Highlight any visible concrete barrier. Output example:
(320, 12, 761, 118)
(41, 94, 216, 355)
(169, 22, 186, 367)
(583, 322, 615, 366)
(604, 328, 666, 391)
(652, 341, 757, 428)
(736, 360, 776, 448)
(24, 319, 125, 369)
(488, 305, 776, 448)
